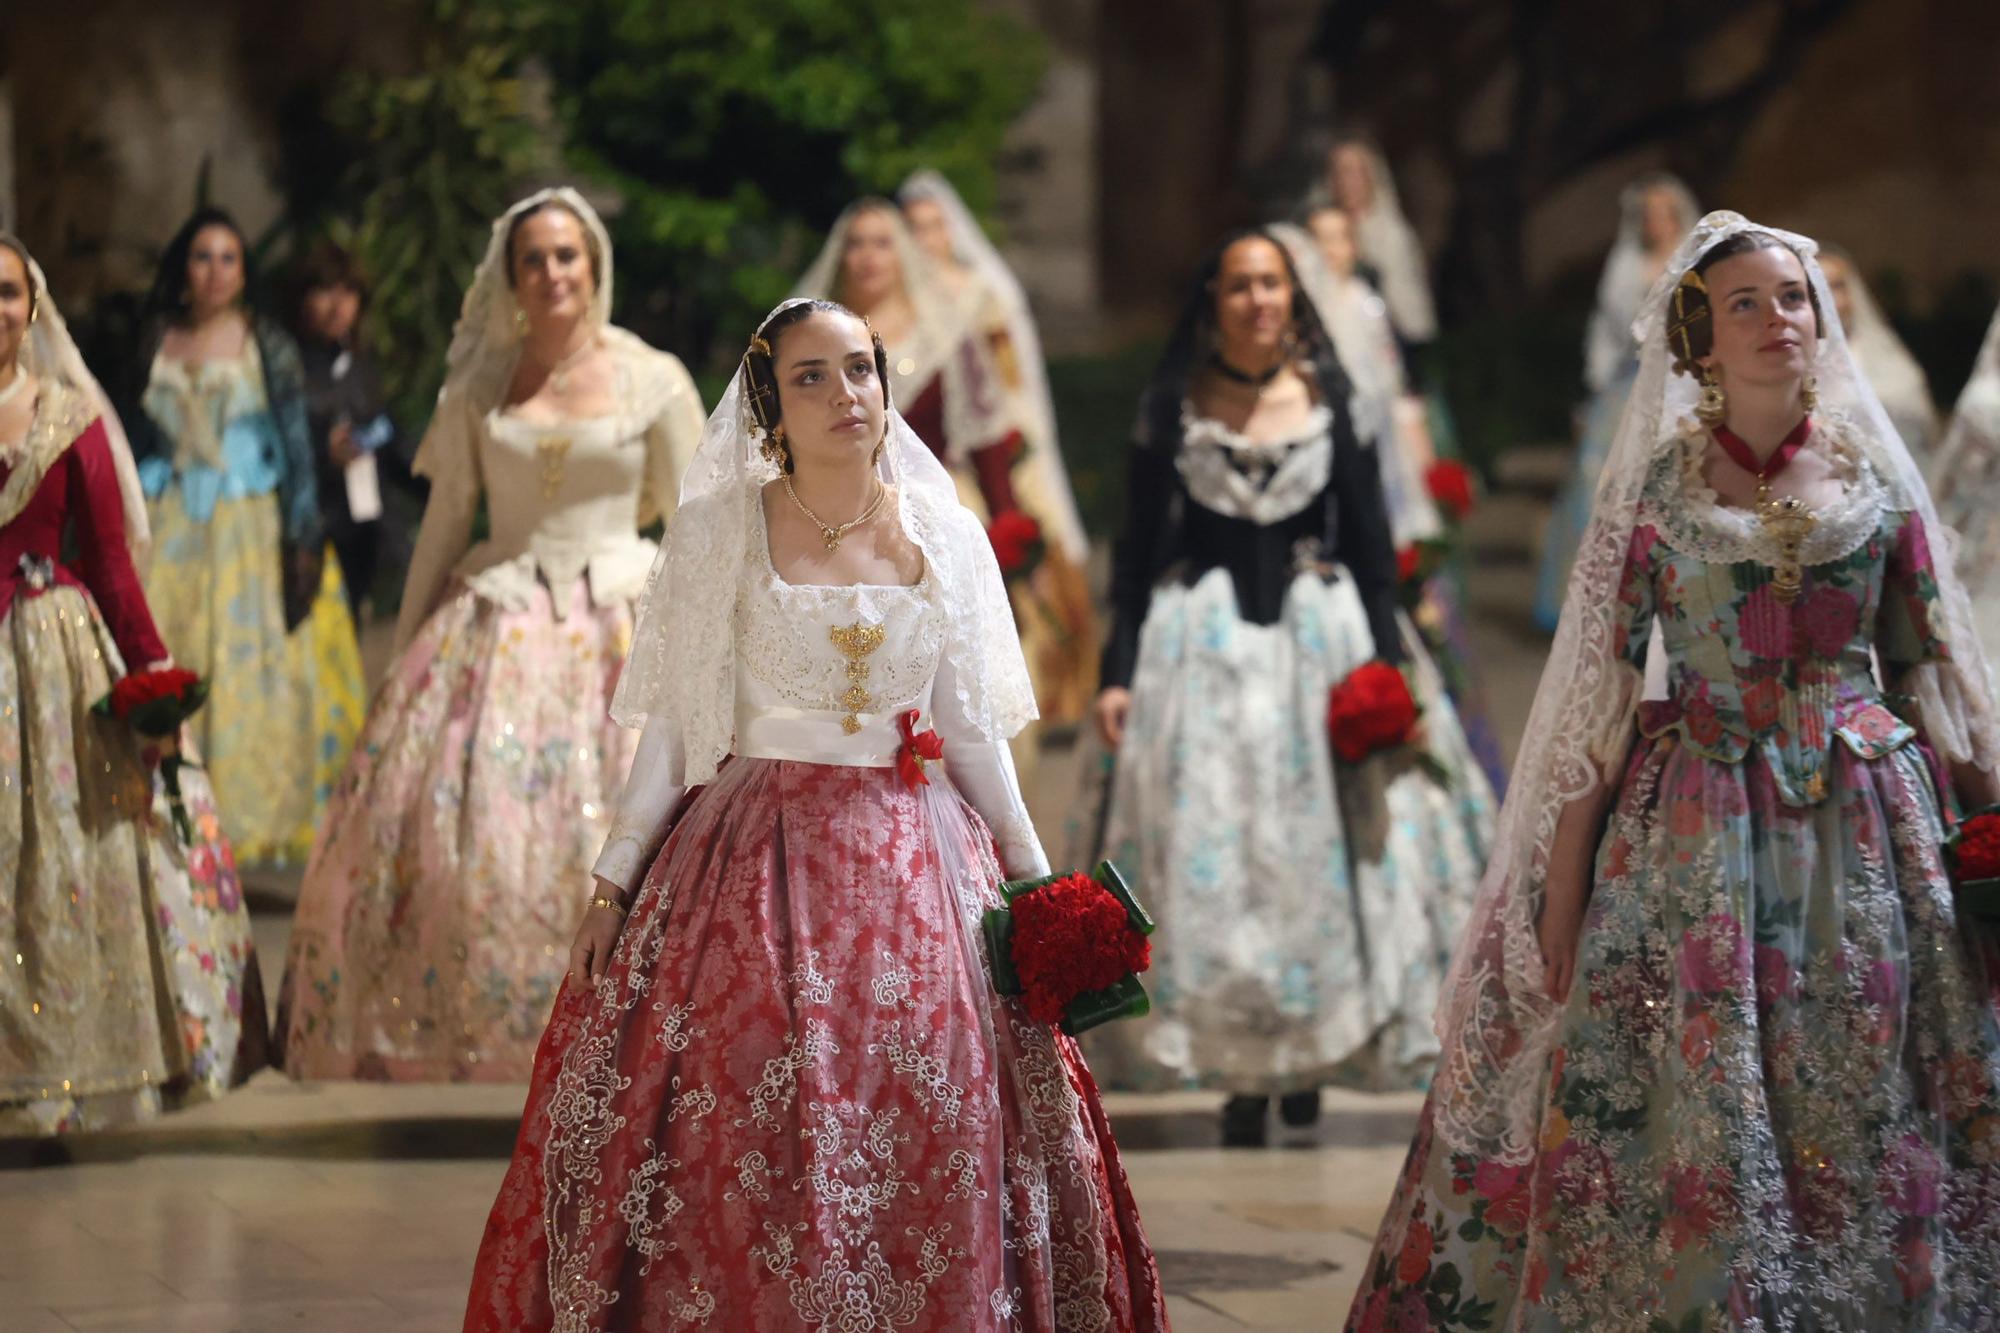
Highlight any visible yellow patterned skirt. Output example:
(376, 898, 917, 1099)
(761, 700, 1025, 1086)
(143, 490, 364, 865)
(0, 585, 268, 1134)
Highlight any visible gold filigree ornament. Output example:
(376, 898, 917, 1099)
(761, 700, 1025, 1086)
(1757, 491, 1817, 605)
(828, 621, 887, 734)
(536, 435, 573, 498)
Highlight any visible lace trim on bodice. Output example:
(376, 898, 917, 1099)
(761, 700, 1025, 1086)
(735, 500, 947, 720)
(1176, 402, 1333, 525)
(143, 343, 267, 473)
(1640, 415, 1892, 567)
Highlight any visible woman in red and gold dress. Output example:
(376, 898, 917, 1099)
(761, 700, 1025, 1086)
(463, 299, 1167, 1331)
(0, 234, 266, 1135)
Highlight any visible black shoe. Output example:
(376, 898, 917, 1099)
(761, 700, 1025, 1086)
(1278, 1088, 1322, 1128)
(1221, 1094, 1269, 1147)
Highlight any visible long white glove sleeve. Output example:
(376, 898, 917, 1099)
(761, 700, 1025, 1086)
(931, 650, 1050, 880)
(590, 714, 688, 895)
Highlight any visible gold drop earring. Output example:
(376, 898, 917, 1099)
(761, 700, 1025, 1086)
(1696, 366, 1727, 426)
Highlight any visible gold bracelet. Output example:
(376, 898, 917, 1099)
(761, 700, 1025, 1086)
(590, 894, 628, 916)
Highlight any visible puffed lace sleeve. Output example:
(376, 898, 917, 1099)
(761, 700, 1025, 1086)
(933, 645, 1050, 880)
(393, 395, 484, 652)
(1879, 507, 2000, 777)
(591, 713, 688, 894)
(637, 352, 706, 531)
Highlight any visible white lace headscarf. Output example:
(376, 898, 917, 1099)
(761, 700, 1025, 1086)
(1939, 306, 2000, 458)
(6, 240, 150, 553)
(611, 298, 1037, 783)
(1584, 174, 1700, 394)
(896, 170, 1087, 558)
(1431, 210, 2000, 1165)
(1267, 221, 1393, 450)
(1331, 142, 1438, 344)
(1823, 246, 1939, 459)
(413, 187, 615, 473)
(1928, 305, 2000, 662)
(792, 201, 978, 419)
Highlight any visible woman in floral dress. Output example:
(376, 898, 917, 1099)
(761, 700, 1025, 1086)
(1345, 212, 2000, 1330)
(0, 234, 265, 1134)
(275, 189, 704, 1081)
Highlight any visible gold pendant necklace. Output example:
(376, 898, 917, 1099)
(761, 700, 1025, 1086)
(783, 473, 888, 551)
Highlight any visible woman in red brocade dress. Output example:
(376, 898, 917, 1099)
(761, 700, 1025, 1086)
(0, 234, 265, 1135)
(463, 299, 1167, 1332)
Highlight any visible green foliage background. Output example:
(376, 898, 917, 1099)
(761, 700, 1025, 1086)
(284, 0, 1046, 430)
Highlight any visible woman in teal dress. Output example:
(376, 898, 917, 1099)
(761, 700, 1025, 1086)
(1346, 212, 2000, 1330)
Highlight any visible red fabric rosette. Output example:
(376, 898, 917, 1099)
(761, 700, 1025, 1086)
(1425, 459, 1476, 522)
(896, 709, 945, 790)
(1326, 660, 1421, 764)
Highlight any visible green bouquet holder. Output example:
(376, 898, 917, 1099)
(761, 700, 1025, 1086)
(983, 860, 1156, 1036)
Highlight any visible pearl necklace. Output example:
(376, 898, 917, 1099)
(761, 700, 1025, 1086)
(783, 473, 888, 551)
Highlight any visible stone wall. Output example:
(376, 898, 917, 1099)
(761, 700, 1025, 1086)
(1, 1, 412, 304)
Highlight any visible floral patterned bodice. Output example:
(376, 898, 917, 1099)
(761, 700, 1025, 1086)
(1618, 425, 1948, 807)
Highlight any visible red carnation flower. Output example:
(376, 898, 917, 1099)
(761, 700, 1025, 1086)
(1425, 460, 1476, 521)
(1008, 873, 1152, 1025)
(988, 510, 1045, 577)
(108, 666, 201, 719)
(1396, 545, 1421, 583)
(1326, 661, 1420, 764)
(1955, 813, 2000, 881)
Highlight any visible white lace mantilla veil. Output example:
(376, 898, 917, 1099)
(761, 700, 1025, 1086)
(394, 186, 689, 649)
(791, 201, 977, 418)
(12, 246, 150, 554)
(1584, 174, 1700, 395)
(1832, 250, 1939, 455)
(610, 298, 1038, 785)
(1340, 143, 1439, 344)
(897, 169, 1089, 560)
(1266, 221, 1391, 451)
(1431, 210, 2000, 1166)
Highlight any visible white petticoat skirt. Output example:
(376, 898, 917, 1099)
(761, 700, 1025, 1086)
(1089, 567, 1495, 1093)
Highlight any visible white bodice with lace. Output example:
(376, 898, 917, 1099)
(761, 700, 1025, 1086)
(732, 502, 950, 765)
(1176, 403, 1334, 525)
(592, 504, 1045, 894)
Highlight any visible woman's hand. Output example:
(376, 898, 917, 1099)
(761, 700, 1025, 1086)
(1537, 879, 1587, 1003)
(1094, 687, 1132, 749)
(568, 879, 628, 987)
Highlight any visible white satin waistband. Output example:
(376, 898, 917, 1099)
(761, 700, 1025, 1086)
(734, 704, 918, 768)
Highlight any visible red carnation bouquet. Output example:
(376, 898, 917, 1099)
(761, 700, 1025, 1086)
(93, 666, 208, 842)
(1946, 806, 2000, 920)
(1425, 460, 1476, 523)
(984, 861, 1155, 1034)
(1327, 660, 1448, 784)
(988, 509, 1046, 580)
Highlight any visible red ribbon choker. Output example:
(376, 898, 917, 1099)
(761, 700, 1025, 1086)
(1712, 416, 1812, 482)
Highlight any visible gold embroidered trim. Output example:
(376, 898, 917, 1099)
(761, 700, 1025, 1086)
(0, 380, 94, 532)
